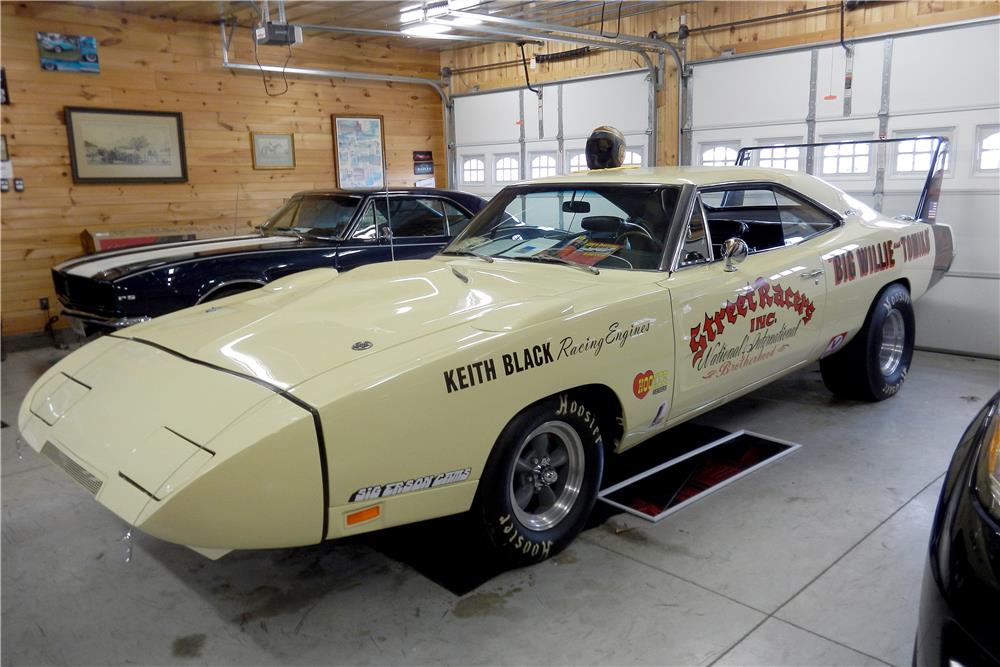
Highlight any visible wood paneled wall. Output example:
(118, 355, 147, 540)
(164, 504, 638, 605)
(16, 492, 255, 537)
(1, 2, 445, 336)
(441, 0, 999, 166)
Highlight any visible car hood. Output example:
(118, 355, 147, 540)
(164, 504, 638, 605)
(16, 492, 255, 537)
(54, 234, 306, 281)
(119, 258, 596, 389)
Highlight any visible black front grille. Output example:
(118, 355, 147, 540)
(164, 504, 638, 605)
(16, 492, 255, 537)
(52, 270, 117, 312)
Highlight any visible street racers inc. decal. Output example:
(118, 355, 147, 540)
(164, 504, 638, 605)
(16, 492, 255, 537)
(350, 468, 471, 502)
(827, 228, 931, 287)
(443, 319, 653, 394)
(689, 278, 814, 378)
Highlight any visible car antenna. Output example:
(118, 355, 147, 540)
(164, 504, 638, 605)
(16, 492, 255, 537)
(233, 183, 240, 237)
(383, 171, 394, 262)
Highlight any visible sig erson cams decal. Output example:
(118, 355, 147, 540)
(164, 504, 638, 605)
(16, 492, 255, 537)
(690, 278, 814, 379)
(826, 229, 931, 287)
(350, 468, 471, 502)
(443, 319, 654, 394)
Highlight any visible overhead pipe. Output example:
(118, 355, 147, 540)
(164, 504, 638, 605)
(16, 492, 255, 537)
(219, 22, 457, 185)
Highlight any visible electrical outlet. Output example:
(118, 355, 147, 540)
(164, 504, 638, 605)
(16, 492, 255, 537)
(39, 297, 49, 311)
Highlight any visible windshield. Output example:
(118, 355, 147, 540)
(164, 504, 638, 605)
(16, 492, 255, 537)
(262, 195, 363, 238)
(443, 185, 681, 271)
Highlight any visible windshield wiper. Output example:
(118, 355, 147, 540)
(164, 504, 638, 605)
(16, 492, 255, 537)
(441, 249, 494, 263)
(515, 254, 599, 275)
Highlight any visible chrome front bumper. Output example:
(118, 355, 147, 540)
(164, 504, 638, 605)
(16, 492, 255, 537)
(61, 307, 151, 334)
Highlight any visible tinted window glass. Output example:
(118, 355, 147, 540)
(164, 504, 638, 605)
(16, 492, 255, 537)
(701, 186, 836, 253)
(442, 201, 472, 236)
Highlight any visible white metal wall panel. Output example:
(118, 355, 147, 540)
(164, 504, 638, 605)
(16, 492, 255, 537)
(454, 90, 520, 144)
(560, 72, 650, 136)
(691, 51, 812, 128)
(688, 21, 1000, 357)
(891, 23, 1000, 113)
(814, 42, 884, 120)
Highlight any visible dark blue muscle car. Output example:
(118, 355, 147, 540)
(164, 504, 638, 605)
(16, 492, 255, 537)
(53, 188, 486, 334)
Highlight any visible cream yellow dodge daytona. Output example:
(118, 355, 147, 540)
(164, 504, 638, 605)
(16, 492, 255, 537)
(19, 138, 954, 565)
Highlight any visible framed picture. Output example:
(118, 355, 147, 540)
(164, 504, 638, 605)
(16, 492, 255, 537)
(65, 107, 187, 183)
(332, 114, 386, 190)
(251, 132, 295, 169)
(37, 32, 99, 73)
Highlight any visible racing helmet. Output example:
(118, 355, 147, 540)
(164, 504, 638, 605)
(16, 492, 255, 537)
(585, 125, 626, 169)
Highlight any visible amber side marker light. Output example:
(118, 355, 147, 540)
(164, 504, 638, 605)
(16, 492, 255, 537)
(346, 505, 380, 526)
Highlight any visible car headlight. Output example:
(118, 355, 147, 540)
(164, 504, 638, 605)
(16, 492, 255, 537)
(974, 399, 1000, 521)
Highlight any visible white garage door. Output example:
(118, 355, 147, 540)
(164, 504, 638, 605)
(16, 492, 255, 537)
(687, 21, 1000, 358)
(453, 71, 653, 198)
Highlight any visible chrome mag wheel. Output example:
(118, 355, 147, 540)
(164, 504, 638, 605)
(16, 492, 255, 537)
(509, 421, 585, 531)
(878, 308, 906, 376)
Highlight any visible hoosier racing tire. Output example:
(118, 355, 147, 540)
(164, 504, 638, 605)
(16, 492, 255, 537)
(473, 394, 604, 566)
(820, 282, 915, 401)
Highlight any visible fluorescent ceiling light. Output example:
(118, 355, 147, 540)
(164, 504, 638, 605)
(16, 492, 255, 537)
(425, 3, 448, 17)
(399, 6, 424, 23)
(401, 23, 453, 36)
(447, 0, 480, 9)
(446, 16, 482, 26)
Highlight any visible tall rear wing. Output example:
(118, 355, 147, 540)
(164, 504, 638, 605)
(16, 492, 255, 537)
(735, 136, 948, 224)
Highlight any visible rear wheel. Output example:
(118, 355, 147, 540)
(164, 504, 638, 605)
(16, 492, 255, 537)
(820, 283, 915, 401)
(473, 395, 604, 565)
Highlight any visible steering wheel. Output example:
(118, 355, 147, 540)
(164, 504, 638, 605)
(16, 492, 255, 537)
(614, 229, 663, 252)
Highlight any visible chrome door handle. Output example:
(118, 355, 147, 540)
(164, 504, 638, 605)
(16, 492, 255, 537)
(800, 269, 824, 279)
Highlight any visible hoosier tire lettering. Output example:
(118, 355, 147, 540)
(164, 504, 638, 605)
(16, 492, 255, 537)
(472, 394, 605, 566)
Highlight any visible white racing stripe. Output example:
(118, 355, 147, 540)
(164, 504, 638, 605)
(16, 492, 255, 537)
(60, 236, 294, 278)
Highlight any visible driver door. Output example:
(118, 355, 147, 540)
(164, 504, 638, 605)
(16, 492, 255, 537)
(666, 188, 829, 418)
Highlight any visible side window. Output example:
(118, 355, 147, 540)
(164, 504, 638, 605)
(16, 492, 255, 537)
(701, 186, 837, 254)
(441, 201, 472, 237)
(351, 201, 385, 240)
(774, 191, 837, 245)
(701, 187, 783, 254)
(381, 197, 446, 238)
(679, 197, 711, 267)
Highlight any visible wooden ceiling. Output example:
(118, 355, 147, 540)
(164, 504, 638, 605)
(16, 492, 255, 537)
(71, 1, 672, 49)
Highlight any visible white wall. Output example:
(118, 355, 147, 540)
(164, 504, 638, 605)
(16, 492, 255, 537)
(689, 22, 1000, 358)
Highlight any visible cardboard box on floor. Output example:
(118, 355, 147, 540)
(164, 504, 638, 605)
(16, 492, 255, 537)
(80, 228, 201, 253)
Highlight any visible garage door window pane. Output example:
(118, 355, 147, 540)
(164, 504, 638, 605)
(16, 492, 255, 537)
(495, 156, 519, 182)
(822, 142, 870, 175)
(701, 145, 738, 167)
(461, 157, 485, 183)
(978, 128, 1000, 171)
(530, 154, 557, 178)
(895, 134, 949, 174)
(568, 152, 588, 173)
(759, 145, 800, 170)
(623, 149, 643, 167)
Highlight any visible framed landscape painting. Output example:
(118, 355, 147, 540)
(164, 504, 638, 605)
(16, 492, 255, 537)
(251, 132, 295, 169)
(65, 107, 187, 183)
(332, 114, 385, 190)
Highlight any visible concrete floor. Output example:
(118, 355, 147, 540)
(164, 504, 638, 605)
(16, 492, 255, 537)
(2, 345, 997, 666)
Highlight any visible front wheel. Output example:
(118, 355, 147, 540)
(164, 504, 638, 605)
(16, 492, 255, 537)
(472, 395, 604, 566)
(820, 283, 915, 401)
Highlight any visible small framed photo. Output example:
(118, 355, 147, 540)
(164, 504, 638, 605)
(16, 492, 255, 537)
(333, 114, 386, 190)
(251, 132, 295, 170)
(65, 107, 187, 183)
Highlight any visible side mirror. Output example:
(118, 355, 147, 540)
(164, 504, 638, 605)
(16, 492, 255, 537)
(721, 237, 749, 272)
